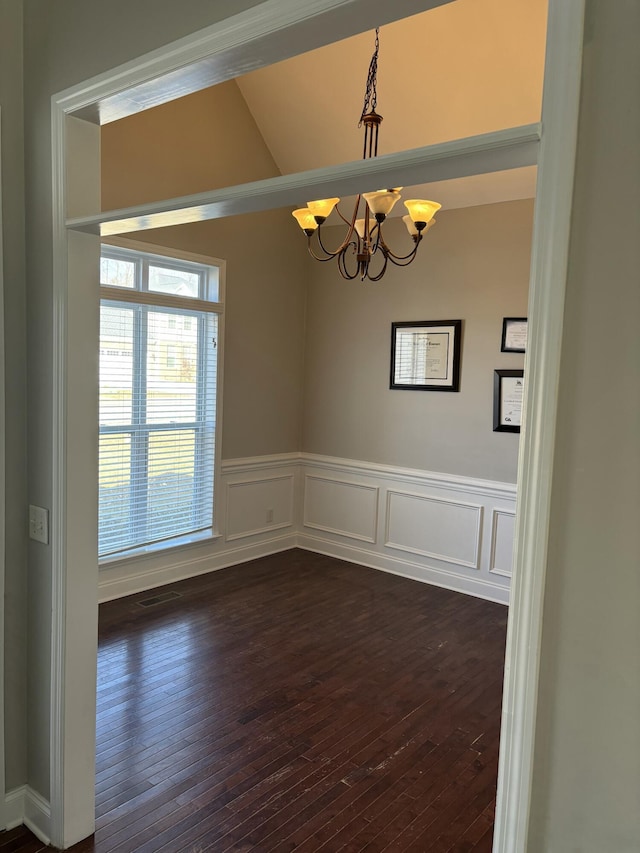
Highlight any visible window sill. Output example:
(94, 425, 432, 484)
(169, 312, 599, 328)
(99, 528, 221, 569)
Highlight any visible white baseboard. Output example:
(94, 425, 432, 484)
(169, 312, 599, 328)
(297, 533, 510, 605)
(98, 532, 297, 601)
(98, 452, 515, 606)
(4, 786, 51, 845)
(4, 786, 25, 830)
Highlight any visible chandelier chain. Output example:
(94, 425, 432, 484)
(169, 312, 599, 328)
(359, 27, 380, 126)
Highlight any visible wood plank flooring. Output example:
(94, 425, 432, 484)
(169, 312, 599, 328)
(4, 549, 507, 852)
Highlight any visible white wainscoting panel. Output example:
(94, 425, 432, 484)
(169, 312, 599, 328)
(98, 451, 515, 606)
(299, 454, 516, 605)
(490, 509, 516, 578)
(226, 474, 294, 541)
(303, 475, 379, 543)
(385, 490, 482, 569)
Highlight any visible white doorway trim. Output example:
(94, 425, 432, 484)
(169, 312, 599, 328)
(50, 0, 585, 847)
(493, 1, 585, 848)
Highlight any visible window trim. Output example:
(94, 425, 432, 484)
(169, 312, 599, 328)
(98, 238, 225, 564)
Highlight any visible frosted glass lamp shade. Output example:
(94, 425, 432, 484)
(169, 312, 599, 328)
(404, 199, 441, 226)
(354, 217, 377, 239)
(292, 208, 319, 232)
(363, 190, 401, 218)
(307, 197, 340, 220)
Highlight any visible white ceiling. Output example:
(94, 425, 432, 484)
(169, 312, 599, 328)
(236, 0, 547, 211)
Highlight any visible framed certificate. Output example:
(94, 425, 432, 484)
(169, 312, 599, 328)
(493, 369, 524, 432)
(501, 317, 528, 353)
(390, 320, 462, 391)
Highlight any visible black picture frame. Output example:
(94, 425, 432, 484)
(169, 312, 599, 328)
(390, 320, 462, 391)
(501, 317, 528, 353)
(493, 369, 524, 433)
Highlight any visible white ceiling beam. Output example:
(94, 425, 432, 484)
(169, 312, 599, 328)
(69, 0, 456, 124)
(67, 124, 540, 236)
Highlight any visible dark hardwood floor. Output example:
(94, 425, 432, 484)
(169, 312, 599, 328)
(5, 549, 507, 852)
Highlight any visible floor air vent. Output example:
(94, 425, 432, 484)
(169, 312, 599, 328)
(136, 590, 182, 608)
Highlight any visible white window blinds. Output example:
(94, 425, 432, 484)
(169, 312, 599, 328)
(99, 245, 222, 559)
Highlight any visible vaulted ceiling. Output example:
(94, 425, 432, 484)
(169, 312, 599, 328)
(235, 0, 547, 211)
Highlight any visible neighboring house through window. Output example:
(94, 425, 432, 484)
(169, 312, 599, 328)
(99, 242, 224, 559)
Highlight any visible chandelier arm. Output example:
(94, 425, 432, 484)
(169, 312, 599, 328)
(335, 199, 359, 228)
(370, 222, 382, 253)
(337, 247, 361, 280)
(386, 248, 421, 267)
(314, 226, 358, 259)
(364, 249, 388, 282)
(307, 240, 353, 263)
(377, 232, 423, 263)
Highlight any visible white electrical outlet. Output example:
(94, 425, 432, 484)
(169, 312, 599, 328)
(266, 508, 274, 523)
(29, 505, 49, 544)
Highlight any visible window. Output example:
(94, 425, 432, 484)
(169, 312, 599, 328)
(99, 243, 223, 560)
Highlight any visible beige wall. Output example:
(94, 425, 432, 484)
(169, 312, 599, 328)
(122, 214, 308, 461)
(528, 1, 640, 850)
(0, 0, 28, 791)
(101, 83, 284, 209)
(303, 201, 531, 482)
(101, 81, 308, 462)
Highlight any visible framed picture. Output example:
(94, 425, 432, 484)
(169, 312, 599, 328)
(493, 369, 524, 432)
(390, 320, 462, 391)
(501, 317, 528, 353)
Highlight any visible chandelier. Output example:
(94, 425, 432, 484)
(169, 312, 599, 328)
(292, 28, 440, 282)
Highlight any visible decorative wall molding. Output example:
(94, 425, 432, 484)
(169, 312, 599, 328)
(385, 489, 483, 569)
(4, 787, 51, 845)
(303, 474, 379, 544)
(225, 473, 295, 542)
(221, 452, 300, 475)
(98, 452, 516, 606)
(301, 455, 513, 605)
(490, 509, 516, 578)
(303, 453, 517, 501)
